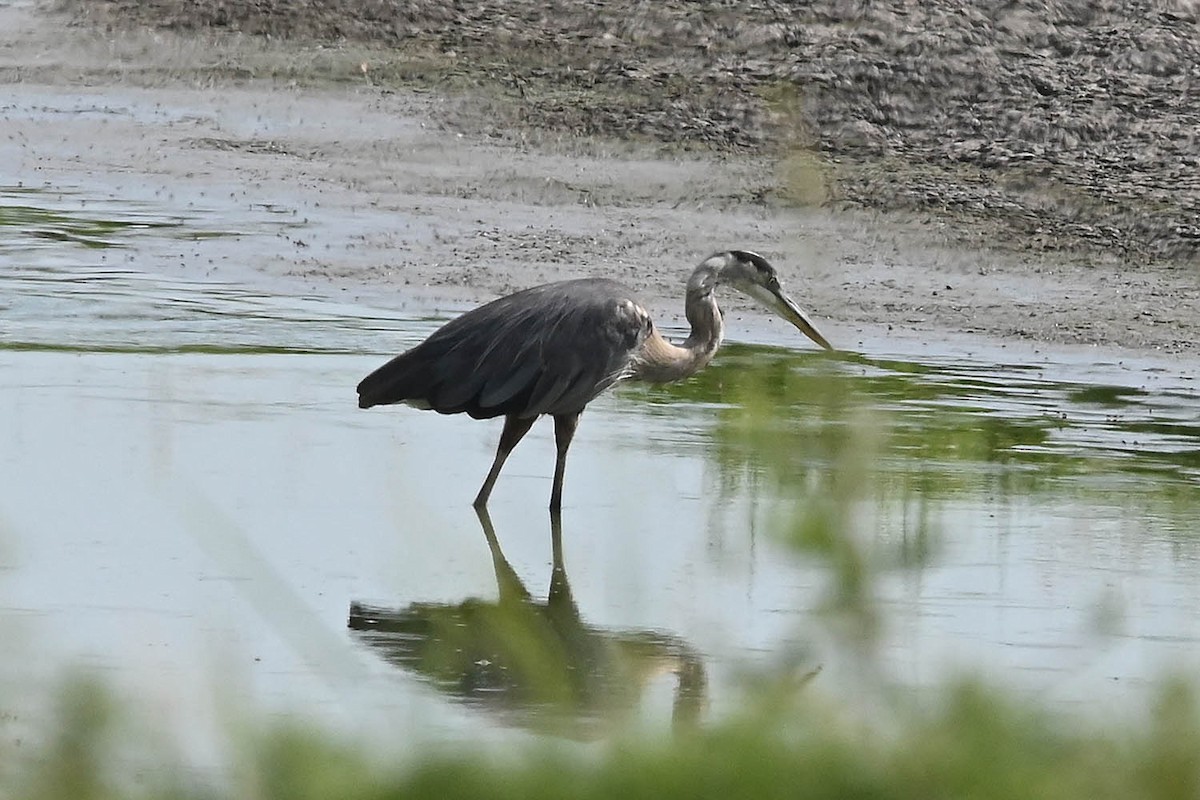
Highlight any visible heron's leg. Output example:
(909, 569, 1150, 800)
(549, 412, 581, 512)
(473, 505, 531, 604)
(546, 510, 576, 612)
(474, 414, 536, 509)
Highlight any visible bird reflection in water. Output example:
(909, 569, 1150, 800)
(348, 509, 707, 738)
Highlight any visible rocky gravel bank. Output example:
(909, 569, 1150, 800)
(62, 0, 1200, 265)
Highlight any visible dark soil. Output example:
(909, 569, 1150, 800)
(62, 0, 1200, 266)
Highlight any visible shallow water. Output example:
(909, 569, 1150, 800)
(2, 190, 1200, 756)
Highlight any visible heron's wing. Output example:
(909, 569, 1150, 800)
(357, 279, 650, 419)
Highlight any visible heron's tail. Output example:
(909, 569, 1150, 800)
(357, 337, 520, 419)
(356, 352, 432, 409)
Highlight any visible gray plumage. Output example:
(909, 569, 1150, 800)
(357, 278, 648, 419)
(357, 250, 832, 511)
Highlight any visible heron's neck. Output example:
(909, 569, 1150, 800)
(680, 282, 724, 363)
(633, 267, 724, 383)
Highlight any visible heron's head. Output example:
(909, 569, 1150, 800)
(705, 250, 833, 351)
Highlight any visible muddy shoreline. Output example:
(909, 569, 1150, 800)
(58, 0, 1200, 265)
(3, 1, 1199, 357)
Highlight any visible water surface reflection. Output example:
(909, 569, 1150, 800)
(349, 509, 706, 738)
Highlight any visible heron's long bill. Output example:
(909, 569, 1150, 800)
(759, 286, 833, 351)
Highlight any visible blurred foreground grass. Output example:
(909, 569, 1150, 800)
(7, 353, 1200, 799)
(8, 673, 1200, 800)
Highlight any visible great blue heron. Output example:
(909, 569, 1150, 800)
(357, 249, 833, 510)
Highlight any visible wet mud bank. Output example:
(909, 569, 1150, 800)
(4, 0, 1199, 357)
